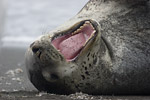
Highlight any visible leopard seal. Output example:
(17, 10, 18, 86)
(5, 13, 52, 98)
(25, 0, 150, 95)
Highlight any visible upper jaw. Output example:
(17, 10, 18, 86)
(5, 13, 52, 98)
(27, 19, 101, 64)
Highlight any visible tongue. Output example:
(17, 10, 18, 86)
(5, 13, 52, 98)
(59, 32, 86, 60)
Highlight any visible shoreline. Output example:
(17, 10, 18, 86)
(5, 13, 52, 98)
(1, 91, 150, 100)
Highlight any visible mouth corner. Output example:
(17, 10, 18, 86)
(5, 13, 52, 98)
(51, 19, 99, 62)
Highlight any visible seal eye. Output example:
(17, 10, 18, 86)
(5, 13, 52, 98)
(51, 21, 96, 61)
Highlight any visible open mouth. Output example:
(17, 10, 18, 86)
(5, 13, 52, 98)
(51, 20, 97, 61)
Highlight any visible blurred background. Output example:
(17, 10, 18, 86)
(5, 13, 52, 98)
(0, 0, 88, 92)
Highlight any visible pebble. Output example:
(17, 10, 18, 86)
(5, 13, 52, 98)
(15, 68, 23, 74)
(35, 92, 48, 97)
(5, 82, 11, 85)
(5, 70, 15, 77)
(0, 76, 5, 81)
(69, 92, 94, 100)
(1, 89, 6, 92)
(13, 89, 19, 92)
(5, 68, 23, 77)
(11, 77, 21, 82)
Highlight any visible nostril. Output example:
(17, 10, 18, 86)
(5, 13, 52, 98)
(32, 47, 40, 54)
(30, 41, 42, 58)
(30, 41, 40, 54)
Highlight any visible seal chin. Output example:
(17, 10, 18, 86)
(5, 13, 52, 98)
(25, 48, 37, 72)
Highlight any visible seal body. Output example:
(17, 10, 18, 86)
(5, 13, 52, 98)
(25, 0, 150, 95)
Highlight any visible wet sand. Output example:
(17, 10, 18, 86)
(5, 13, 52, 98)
(0, 47, 36, 92)
(0, 47, 150, 100)
(1, 91, 150, 100)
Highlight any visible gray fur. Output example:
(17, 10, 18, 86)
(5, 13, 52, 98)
(25, 0, 150, 95)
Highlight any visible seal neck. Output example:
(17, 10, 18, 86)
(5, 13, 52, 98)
(77, 0, 149, 22)
(89, 0, 149, 6)
(105, 0, 149, 5)
(94, 0, 149, 3)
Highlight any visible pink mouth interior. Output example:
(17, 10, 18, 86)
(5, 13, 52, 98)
(52, 23, 95, 61)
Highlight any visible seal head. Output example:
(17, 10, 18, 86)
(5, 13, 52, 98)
(25, 0, 150, 95)
(25, 19, 113, 94)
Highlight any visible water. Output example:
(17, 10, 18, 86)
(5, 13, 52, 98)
(0, 0, 88, 92)
(1, 0, 88, 48)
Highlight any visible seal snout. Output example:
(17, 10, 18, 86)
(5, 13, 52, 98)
(32, 45, 40, 54)
(30, 41, 42, 58)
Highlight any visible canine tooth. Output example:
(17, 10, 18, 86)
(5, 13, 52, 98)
(84, 30, 96, 46)
(90, 24, 95, 29)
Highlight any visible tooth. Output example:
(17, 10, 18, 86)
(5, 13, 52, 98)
(76, 29, 81, 33)
(83, 21, 91, 27)
(83, 22, 88, 26)
(72, 30, 78, 35)
(72, 31, 76, 35)
(83, 23, 88, 26)
(72, 28, 82, 35)
(85, 21, 90, 24)
(80, 26, 84, 29)
(90, 24, 95, 30)
(83, 30, 96, 46)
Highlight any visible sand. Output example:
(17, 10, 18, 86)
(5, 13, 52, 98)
(0, 46, 149, 100)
